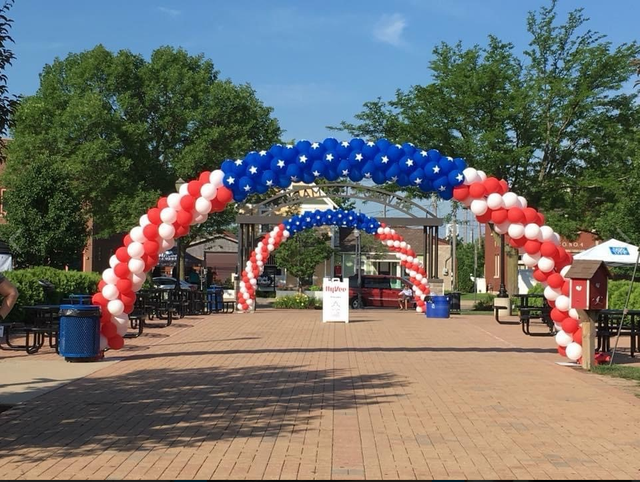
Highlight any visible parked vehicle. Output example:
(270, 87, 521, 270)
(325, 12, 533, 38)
(152, 277, 197, 291)
(348, 274, 416, 309)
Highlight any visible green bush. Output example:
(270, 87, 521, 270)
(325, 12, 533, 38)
(3, 267, 101, 322)
(607, 279, 640, 309)
(473, 294, 495, 311)
(273, 294, 322, 309)
(308, 285, 322, 291)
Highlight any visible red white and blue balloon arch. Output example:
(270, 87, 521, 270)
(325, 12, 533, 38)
(93, 138, 583, 362)
(239, 208, 430, 312)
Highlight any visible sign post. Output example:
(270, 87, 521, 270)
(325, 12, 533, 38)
(322, 277, 349, 323)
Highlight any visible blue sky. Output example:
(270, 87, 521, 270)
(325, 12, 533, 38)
(7, 0, 639, 145)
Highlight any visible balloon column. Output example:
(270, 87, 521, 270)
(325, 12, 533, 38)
(95, 137, 581, 363)
(236, 209, 431, 313)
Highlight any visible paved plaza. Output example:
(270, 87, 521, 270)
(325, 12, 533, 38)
(0, 308, 639, 480)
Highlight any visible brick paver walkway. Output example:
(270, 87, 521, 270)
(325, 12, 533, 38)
(1, 309, 639, 480)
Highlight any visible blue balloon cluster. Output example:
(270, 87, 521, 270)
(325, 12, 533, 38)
(283, 209, 380, 235)
(220, 138, 467, 202)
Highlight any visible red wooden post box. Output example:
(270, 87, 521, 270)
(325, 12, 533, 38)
(564, 260, 610, 310)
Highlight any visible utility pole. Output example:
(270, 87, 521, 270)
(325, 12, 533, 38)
(452, 203, 457, 292)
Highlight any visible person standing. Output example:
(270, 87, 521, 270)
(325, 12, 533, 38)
(0, 273, 19, 321)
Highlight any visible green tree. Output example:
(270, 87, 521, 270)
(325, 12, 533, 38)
(275, 229, 335, 292)
(0, 158, 88, 268)
(6, 45, 282, 238)
(0, 0, 18, 143)
(335, 1, 640, 239)
(455, 239, 485, 293)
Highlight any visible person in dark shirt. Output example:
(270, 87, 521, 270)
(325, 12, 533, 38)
(0, 273, 19, 321)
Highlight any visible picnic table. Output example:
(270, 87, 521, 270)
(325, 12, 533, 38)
(596, 309, 640, 357)
(0, 304, 61, 354)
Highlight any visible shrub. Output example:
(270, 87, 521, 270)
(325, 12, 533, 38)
(473, 294, 495, 311)
(308, 285, 322, 291)
(273, 294, 322, 309)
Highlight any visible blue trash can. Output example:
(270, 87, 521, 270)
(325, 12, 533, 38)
(207, 286, 224, 313)
(58, 304, 101, 361)
(69, 294, 92, 305)
(426, 295, 450, 319)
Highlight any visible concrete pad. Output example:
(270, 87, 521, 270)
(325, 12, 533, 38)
(0, 357, 120, 405)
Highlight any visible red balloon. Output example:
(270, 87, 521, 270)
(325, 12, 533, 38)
(98, 280, 107, 291)
(547, 299, 556, 309)
(123, 303, 134, 314)
(143, 240, 159, 256)
(536, 213, 545, 226)
(108, 335, 124, 350)
(115, 247, 130, 263)
(142, 224, 159, 241)
(557, 345, 567, 357)
(498, 179, 509, 194)
(157, 197, 169, 209)
(143, 255, 156, 272)
(101, 322, 118, 338)
(116, 279, 132, 293)
(100, 310, 111, 323)
(469, 183, 486, 199)
(533, 268, 549, 282)
(175, 224, 190, 238)
(147, 207, 162, 225)
(120, 291, 136, 306)
(92, 293, 108, 306)
(491, 208, 508, 225)
(573, 327, 583, 345)
(199, 171, 211, 184)
(509, 235, 527, 248)
(241, 303, 249, 311)
(554, 246, 568, 262)
(540, 242, 558, 259)
(523, 207, 539, 224)
(453, 185, 470, 201)
(176, 210, 193, 226)
(546, 273, 564, 289)
(483, 177, 501, 194)
(524, 240, 541, 255)
(476, 209, 493, 223)
(123, 234, 132, 246)
(507, 207, 525, 224)
(561, 317, 579, 334)
(561, 280, 570, 296)
(209, 198, 226, 212)
(114, 263, 130, 279)
(187, 181, 202, 197)
(180, 195, 196, 211)
(550, 308, 566, 322)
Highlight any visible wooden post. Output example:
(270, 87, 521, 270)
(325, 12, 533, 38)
(577, 309, 598, 369)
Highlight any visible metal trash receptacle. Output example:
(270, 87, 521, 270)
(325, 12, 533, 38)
(449, 292, 461, 314)
(207, 286, 224, 313)
(426, 295, 450, 319)
(58, 304, 101, 361)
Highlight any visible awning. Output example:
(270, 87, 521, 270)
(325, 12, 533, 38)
(157, 248, 203, 267)
(573, 239, 640, 267)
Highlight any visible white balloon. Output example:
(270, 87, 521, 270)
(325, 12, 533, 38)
(127, 241, 145, 259)
(130, 226, 146, 243)
(416, 306, 423, 313)
(476, 170, 487, 182)
(195, 197, 211, 214)
(552, 233, 561, 246)
(128, 257, 146, 274)
(167, 193, 182, 210)
(99, 334, 109, 351)
(200, 183, 218, 200)
(502, 192, 519, 209)
(132, 280, 144, 292)
(554, 322, 563, 331)
(247, 271, 255, 279)
(114, 318, 128, 337)
(250, 278, 257, 286)
(539, 225, 555, 242)
(508, 223, 525, 239)
(139, 214, 151, 227)
(400, 254, 407, 261)
(384, 227, 391, 235)
(160, 238, 175, 252)
(517, 196, 528, 208)
(131, 272, 146, 285)
(522, 253, 541, 268)
(193, 213, 208, 224)
(107, 299, 125, 316)
(246, 299, 254, 306)
(109, 255, 119, 269)
(538, 257, 555, 273)
(386, 240, 394, 247)
(102, 268, 119, 285)
(377, 227, 384, 235)
(400, 241, 407, 248)
(463, 167, 479, 185)
(210, 169, 225, 187)
(282, 230, 290, 238)
(561, 265, 571, 277)
(158, 223, 176, 240)
(179, 183, 190, 196)
(470, 199, 488, 216)
(393, 240, 400, 248)
(407, 256, 414, 263)
(160, 207, 178, 224)
(569, 308, 580, 320)
(486, 193, 504, 210)
(565, 342, 583, 361)
(494, 222, 510, 235)
(555, 295, 571, 312)
(544, 285, 562, 301)
(524, 223, 541, 241)
(243, 292, 251, 300)
(555, 330, 573, 347)
(416, 273, 423, 281)
(237, 303, 244, 311)
(102, 284, 120, 301)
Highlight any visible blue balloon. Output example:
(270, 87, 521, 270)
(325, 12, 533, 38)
(270, 156, 288, 173)
(323, 150, 338, 167)
(233, 190, 247, 203)
(337, 159, 351, 178)
(348, 150, 365, 167)
(350, 138, 365, 151)
(361, 160, 376, 180)
(427, 149, 442, 163)
(437, 157, 455, 175)
(385, 144, 404, 162)
(311, 160, 327, 178)
(424, 161, 442, 180)
(402, 142, 417, 157)
(223, 172, 238, 189)
(412, 149, 429, 168)
(323, 137, 339, 151)
(232, 158, 247, 175)
(454, 157, 467, 172)
(374, 152, 391, 169)
(385, 163, 400, 182)
(376, 138, 391, 153)
(396, 173, 410, 187)
(277, 175, 291, 188)
(336, 140, 352, 159)
(348, 167, 364, 182)
(307, 141, 326, 160)
(285, 163, 302, 182)
(361, 141, 379, 160)
(433, 176, 449, 193)
(238, 176, 255, 194)
(295, 153, 311, 170)
(409, 168, 426, 187)
(269, 144, 283, 158)
(325, 168, 339, 181)
(221, 159, 235, 174)
(439, 186, 454, 200)
(302, 171, 315, 184)
(246, 162, 262, 178)
(255, 183, 269, 194)
(261, 170, 277, 188)
(448, 169, 465, 186)
(372, 169, 386, 185)
(398, 155, 417, 174)
(281, 145, 299, 162)
(420, 178, 435, 193)
(296, 140, 311, 153)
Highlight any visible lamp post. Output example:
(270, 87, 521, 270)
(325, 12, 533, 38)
(497, 234, 509, 298)
(174, 178, 186, 292)
(354, 227, 362, 309)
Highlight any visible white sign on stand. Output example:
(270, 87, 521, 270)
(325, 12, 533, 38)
(322, 278, 349, 323)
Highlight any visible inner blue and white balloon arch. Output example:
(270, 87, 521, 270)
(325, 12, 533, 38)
(93, 138, 582, 362)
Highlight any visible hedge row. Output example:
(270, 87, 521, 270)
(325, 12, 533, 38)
(3, 267, 101, 322)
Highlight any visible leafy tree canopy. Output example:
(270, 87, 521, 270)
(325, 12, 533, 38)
(274, 229, 335, 290)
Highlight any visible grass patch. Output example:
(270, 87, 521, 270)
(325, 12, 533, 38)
(592, 364, 640, 382)
(460, 293, 493, 301)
